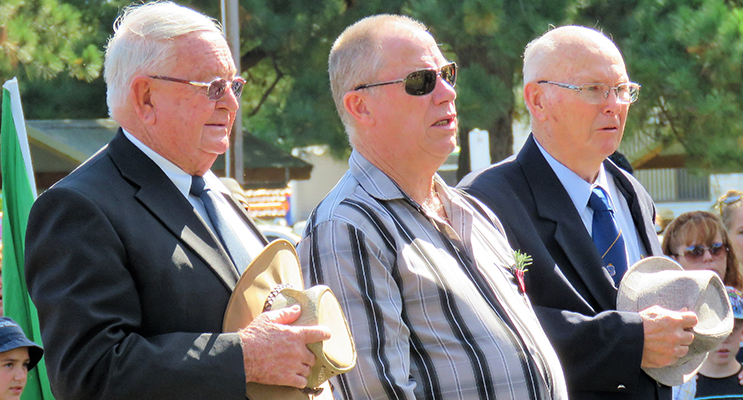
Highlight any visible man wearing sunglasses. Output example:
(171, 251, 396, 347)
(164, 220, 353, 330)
(460, 26, 696, 399)
(297, 14, 568, 400)
(23, 2, 330, 399)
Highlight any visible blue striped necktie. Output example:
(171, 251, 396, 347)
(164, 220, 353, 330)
(589, 186, 628, 285)
(190, 175, 250, 274)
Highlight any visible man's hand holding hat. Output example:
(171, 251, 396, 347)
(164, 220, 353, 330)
(639, 305, 698, 368)
(240, 305, 331, 388)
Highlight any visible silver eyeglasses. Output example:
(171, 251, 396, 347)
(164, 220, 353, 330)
(149, 75, 246, 101)
(537, 81, 641, 104)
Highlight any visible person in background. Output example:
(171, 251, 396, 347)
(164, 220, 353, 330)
(298, 14, 568, 399)
(23, 2, 329, 399)
(662, 211, 743, 291)
(675, 287, 743, 399)
(0, 317, 43, 400)
(718, 190, 743, 258)
(459, 25, 695, 399)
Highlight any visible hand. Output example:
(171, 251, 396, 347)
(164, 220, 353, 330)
(639, 305, 697, 369)
(240, 305, 332, 388)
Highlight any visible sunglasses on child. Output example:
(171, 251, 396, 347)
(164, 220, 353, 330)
(149, 75, 246, 101)
(674, 242, 727, 262)
(354, 62, 457, 96)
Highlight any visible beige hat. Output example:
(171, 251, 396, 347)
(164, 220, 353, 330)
(616, 256, 733, 386)
(223, 240, 356, 399)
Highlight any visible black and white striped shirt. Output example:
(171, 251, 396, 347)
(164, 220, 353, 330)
(297, 150, 568, 400)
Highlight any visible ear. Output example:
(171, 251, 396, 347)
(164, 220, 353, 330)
(343, 91, 374, 126)
(130, 76, 157, 125)
(524, 81, 548, 122)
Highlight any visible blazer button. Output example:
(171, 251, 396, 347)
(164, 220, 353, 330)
(617, 384, 626, 390)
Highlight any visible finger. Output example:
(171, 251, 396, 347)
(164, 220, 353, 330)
(679, 331, 694, 346)
(264, 304, 302, 325)
(680, 312, 699, 328)
(302, 325, 332, 343)
(301, 348, 317, 367)
(289, 374, 309, 389)
(298, 362, 312, 378)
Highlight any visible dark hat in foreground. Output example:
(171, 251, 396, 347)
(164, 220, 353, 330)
(616, 256, 733, 386)
(223, 240, 356, 400)
(0, 317, 44, 370)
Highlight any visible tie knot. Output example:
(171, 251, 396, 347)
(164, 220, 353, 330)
(589, 187, 613, 213)
(190, 175, 208, 197)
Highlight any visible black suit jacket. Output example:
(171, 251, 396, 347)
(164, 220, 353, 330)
(458, 135, 668, 400)
(25, 130, 267, 400)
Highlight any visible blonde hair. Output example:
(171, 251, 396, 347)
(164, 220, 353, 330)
(104, 1, 223, 120)
(718, 189, 743, 230)
(328, 14, 428, 142)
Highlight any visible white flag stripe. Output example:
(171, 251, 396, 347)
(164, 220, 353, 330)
(3, 78, 37, 197)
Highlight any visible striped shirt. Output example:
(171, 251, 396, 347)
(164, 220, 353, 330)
(297, 150, 568, 400)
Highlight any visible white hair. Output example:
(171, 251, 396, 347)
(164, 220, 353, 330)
(328, 14, 428, 143)
(104, 1, 223, 119)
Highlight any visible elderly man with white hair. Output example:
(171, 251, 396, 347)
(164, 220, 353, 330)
(459, 25, 697, 399)
(24, 2, 330, 399)
(297, 14, 568, 400)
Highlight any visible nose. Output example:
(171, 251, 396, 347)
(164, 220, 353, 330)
(433, 74, 456, 104)
(602, 89, 622, 115)
(217, 83, 241, 112)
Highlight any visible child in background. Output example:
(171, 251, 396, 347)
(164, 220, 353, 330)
(694, 286, 743, 399)
(0, 317, 43, 400)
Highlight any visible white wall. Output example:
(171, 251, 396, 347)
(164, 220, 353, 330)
(288, 146, 349, 225)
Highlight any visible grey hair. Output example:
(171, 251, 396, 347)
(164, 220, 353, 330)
(104, 1, 223, 119)
(328, 14, 428, 142)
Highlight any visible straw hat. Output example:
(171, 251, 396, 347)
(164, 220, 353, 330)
(223, 240, 356, 399)
(616, 256, 733, 386)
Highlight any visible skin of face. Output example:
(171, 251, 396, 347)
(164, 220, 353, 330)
(348, 29, 458, 175)
(702, 320, 743, 376)
(135, 30, 240, 176)
(527, 33, 630, 182)
(727, 207, 743, 259)
(0, 347, 29, 400)
(672, 232, 727, 279)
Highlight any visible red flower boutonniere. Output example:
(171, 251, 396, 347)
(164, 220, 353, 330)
(511, 251, 532, 294)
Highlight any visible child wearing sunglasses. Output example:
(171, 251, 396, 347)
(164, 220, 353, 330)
(662, 211, 743, 292)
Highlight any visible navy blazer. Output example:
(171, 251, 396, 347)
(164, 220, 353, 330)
(25, 130, 267, 400)
(459, 135, 668, 400)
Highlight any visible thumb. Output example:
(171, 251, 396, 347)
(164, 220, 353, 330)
(680, 311, 698, 328)
(264, 304, 302, 325)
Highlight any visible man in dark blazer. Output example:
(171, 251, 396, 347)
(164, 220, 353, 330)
(24, 2, 329, 399)
(459, 26, 697, 400)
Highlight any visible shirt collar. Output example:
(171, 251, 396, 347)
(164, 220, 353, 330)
(349, 149, 407, 201)
(534, 137, 612, 212)
(121, 129, 226, 197)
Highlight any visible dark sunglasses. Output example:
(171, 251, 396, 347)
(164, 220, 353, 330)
(354, 62, 457, 96)
(675, 242, 727, 262)
(149, 75, 246, 101)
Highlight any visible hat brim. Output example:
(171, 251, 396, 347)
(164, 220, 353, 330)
(0, 337, 44, 370)
(617, 256, 733, 386)
(223, 239, 303, 332)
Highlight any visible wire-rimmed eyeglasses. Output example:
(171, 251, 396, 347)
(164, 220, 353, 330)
(149, 75, 246, 101)
(537, 81, 641, 104)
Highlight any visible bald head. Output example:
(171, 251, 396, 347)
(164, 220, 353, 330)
(523, 26, 624, 86)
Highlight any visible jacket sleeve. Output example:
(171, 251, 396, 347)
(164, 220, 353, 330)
(25, 187, 246, 400)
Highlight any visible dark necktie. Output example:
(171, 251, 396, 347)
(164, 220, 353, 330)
(190, 175, 251, 274)
(589, 186, 628, 285)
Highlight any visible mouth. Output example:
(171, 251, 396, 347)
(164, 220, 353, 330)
(432, 115, 457, 127)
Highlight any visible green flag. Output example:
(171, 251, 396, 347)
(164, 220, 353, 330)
(1, 78, 55, 400)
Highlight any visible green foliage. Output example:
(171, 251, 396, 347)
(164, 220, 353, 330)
(0, 0, 104, 83)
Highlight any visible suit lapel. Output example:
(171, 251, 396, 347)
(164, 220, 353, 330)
(518, 136, 617, 311)
(107, 130, 240, 290)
